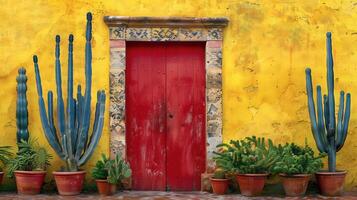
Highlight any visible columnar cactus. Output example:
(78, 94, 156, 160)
(305, 32, 351, 172)
(16, 67, 29, 144)
(33, 12, 106, 171)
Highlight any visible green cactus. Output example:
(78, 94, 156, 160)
(213, 136, 280, 174)
(271, 142, 325, 175)
(213, 168, 226, 179)
(33, 12, 106, 171)
(16, 67, 29, 144)
(305, 32, 351, 172)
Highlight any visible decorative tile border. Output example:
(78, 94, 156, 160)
(105, 16, 228, 191)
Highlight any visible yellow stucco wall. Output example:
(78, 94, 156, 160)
(1, 0, 357, 190)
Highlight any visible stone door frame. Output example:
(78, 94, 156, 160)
(104, 16, 228, 173)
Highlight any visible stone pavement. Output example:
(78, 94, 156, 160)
(0, 191, 357, 200)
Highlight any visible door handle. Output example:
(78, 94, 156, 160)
(168, 113, 174, 119)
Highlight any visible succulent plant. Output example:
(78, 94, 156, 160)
(271, 142, 325, 175)
(33, 12, 106, 171)
(305, 32, 351, 172)
(105, 152, 131, 185)
(213, 168, 226, 179)
(213, 136, 280, 174)
(16, 67, 29, 144)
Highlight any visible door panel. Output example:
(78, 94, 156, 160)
(126, 42, 206, 191)
(166, 43, 206, 191)
(126, 43, 167, 190)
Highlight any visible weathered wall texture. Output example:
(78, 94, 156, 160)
(1, 0, 357, 190)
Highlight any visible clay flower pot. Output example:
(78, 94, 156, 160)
(96, 179, 117, 195)
(315, 171, 346, 196)
(53, 171, 86, 195)
(280, 174, 310, 197)
(14, 171, 46, 195)
(210, 178, 229, 195)
(0, 172, 4, 184)
(236, 173, 268, 196)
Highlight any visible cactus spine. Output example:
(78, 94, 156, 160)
(305, 32, 351, 172)
(33, 12, 106, 171)
(16, 67, 29, 144)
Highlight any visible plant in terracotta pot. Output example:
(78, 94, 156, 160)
(271, 142, 325, 197)
(7, 140, 51, 195)
(209, 168, 229, 195)
(92, 153, 131, 196)
(305, 32, 351, 196)
(33, 12, 106, 196)
(214, 136, 279, 196)
(0, 146, 13, 184)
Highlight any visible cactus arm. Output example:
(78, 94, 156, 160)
(316, 86, 328, 152)
(85, 91, 100, 151)
(79, 91, 106, 166)
(323, 95, 330, 131)
(305, 68, 327, 153)
(65, 34, 75, 158)
(75, 13, 93, 160)
(55, 35, 66, 137)
(16, 68, 29, 143)
(336, 91, 345, 148)
(337, 93, 351, 151)
(47, 91, 59, 143)
(33, 56, 65, 159)
(326, 32, 336, 135)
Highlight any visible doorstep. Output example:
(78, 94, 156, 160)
(0, 191, 357, 199)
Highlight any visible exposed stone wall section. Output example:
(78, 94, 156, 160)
(206, 40, 223, 160)
(109, 38, 126, 158)
(105, 17, 227, 189)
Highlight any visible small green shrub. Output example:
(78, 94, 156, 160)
(0, 146, 13, 172)
(7, 139, 52, 177)
(213, 168, 226, 179)
(271, 142, 325, 175)
(106, 153, 131, 184)
(91, 154, 109, 180)
(92, 152, 131, 184)
(213, 136, 280, 174)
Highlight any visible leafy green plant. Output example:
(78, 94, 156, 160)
(213, 136, 280, 174)
(213, 168, 226, 179)
(271, 142, 325, 175)
(92, 154, 109, 180)
(0, 146, 13, 171)
(106, 153, 131, 184)
(7, 139, 52, 177)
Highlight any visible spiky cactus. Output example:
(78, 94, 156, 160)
(33, 12, 106, 171)
(305, 32, 351, 172)
(16, 67, 29, 144)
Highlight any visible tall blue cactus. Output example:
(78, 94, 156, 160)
(33, 12, 106, 171)
(16, 67, 29, 144)
(305, 32, 351, 172)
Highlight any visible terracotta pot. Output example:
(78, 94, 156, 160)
(210, 178, 229, 195)
(280, 174, 310, 197)
(236, 173, 268, 196)
(0, 172, 4, 184)
(53, 171, 86, 196)
(316, 171, 346, 196)
(14, 171, 46, 195)
(96, 179, 117, 195)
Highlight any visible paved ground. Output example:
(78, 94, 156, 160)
(0, 191, 357, 200)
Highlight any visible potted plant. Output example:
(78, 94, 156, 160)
(305, 32, 351, 196)
(0, 146, 13, 184)
(210, 168, 229, 195)
(7, 140, 51, 195)
(92, 153, 131, 195)
(271, 142, 325, 196)
(214, 136, 279, 196)
(33, 12, 106, 196)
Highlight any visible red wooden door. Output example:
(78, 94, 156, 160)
(126, 42, 206, 191)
